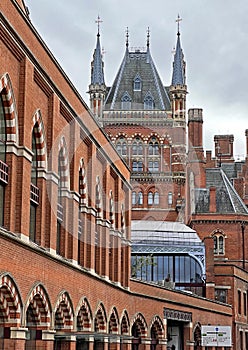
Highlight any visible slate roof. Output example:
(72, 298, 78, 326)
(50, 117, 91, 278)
(195, 168, 248, 214)
(171, 33, 185, 86)
(104, 47, 171, 111)
(91, 33, 105, 85)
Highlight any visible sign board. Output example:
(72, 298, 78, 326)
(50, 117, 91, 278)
(201, 326, 232, 347)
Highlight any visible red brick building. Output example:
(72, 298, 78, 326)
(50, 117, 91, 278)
(0, 1, 241, 350)
(88, 8, 248, 350)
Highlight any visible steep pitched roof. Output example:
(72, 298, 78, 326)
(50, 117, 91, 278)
(104, 46, 171, 111)
(195, 168, 248, 214)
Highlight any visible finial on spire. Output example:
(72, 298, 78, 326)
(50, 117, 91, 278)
(175, 14, 182, 35)
(95, 15, 103, 36)
(147, 27, 150, 48)
(126, 27, 129, 48)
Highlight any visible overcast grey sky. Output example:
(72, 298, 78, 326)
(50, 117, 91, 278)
(25, 0, 248, 159)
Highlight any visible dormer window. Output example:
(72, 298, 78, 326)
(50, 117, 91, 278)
(144, 91, 154, 109)
(121, 92, 131, 110)
(133, 75, 142, 91)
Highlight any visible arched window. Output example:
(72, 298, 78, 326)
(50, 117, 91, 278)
(213, 233, 225, 255)
(154, 192, 159, 205)
(132, 138, 143, 156)
(57, 147, 66, 255)
(138, 191, 143, 205)
(144, 92, 154, 110)
(133, 75, 142, 91)
(132, 191, 137, 205)
(121, 92, 131, 110)
(148, 138, 159, 156)
(116, 137, 127, 156)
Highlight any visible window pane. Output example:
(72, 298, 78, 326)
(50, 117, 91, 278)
(154, 192, 159, 204)
(148, 192, 153, 205)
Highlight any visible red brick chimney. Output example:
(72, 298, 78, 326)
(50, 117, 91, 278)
(209, 186, 216, 213)
(214, 135, 234, 164)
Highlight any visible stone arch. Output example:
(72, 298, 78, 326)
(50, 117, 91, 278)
(131, 313, 148, 338)
(120, 310, 130, 336)
(108, 307, 119, 334)
(193, 322, 202, 348)
(32, 109, 47, 169)
(150, 315, 164, 339)
(76, 297, 92, 332)
(79, 158, 87, 206)
(25, 283, 52, 329)
(54, 291, 74, 330)
(0, 273, 22, 327)
(94, 302, 107, 333)
(58, 136, 70, 190)
(0, 73, 19, 143)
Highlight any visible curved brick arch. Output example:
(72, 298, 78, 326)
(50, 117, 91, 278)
(108, 307, 119, 334)
(32, 109, 47, 169)
(25, 283, 52, 328)
(131, 313, 148, 338)
(0, 273, 22, 326)
(120, 310, 130, 335)
(79, 159, 87, 205)
(150, 315, 164, 339)
(94, 302, 107, 333)
(0, 73, 18, 143)
(58, 137, 70, 190)
(54, 291, 74, 330)
(76, 297, 92, 332)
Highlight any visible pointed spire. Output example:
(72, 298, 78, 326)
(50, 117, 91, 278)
(91, 15, 105, 85)
(126, 27, 129, 48)
(171, 14, 185, 86)
(147, 27, 150, 48)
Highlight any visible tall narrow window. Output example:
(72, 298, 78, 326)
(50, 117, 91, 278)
(0, 95, 7, 227)
(30, 129, 39, 242)
(168, 192, 173, 205)
(213, 233, 225, 255)
(138, 191, 143, 205)
(132, 191, 137, 205)
(57, 149, 64, 255)
(154, 192, 159, 205)
(116, 137, 127, 156)
(133, 75, 141, 91)
(148, 192, 153, 205)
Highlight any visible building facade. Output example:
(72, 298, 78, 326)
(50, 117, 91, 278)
(88, 10, 248, 350)
(0, 1, 236, 350)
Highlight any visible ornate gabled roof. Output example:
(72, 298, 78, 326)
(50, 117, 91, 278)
(195, 168, 248, 214)
(171, 32, 185, 86)
(104, 43, 171, 111)
(91, 33, 105, 85)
